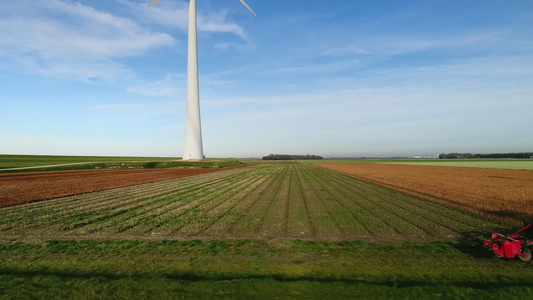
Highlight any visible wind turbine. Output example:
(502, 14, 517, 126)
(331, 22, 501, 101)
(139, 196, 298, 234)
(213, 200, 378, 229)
(149, 0, 256, 160)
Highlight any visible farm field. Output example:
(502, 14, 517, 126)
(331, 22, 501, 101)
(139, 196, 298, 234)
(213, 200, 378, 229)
(384, 159, 533, 170)
(2, 162, 533, 298)
(0, 154, 176, 170)
(0, 163, 505, 244)
(312, 158, 533, 171)
(316, 163, 533, 226)
(0, 168, 230, 207)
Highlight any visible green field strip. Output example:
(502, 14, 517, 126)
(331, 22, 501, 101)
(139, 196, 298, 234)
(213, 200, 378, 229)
(0, 155, 176, 169)
(325, 172, 448, 237)
(97, 169, 255, 232)
(0, 172, 212, 223)
(53, 191, 188, 232)
(139, 172, 255, 233)
(0, 168, 251, 233)
(223, 165, 288, 236)
(200, 165, 281, 236)
(295, 165, 346, 239)
(322, 167, 504, 234)
(229, 165, 289, 237)
(0, 208, 60, 231)
(386, 160, 533, 170)
(282, 165, 292, 236)
(299, 164, 375, 239)
(298, 164, 354, 238)
(296, 164, 369, 236)
(318, 168, 453, 238)
(342, 170, 492, 221)
(301, 165, 374, 238)
(0, 162, 512, 244)
(198, 176, 271, 236)
(286, 163, 315, 238)
(309, 165, 392, 237)
(355, 181, 486, 230)
(172, 168, 272, 236)
(257, 164, 295, 238)
(187, 166, 278, 236)
(243, 164, 291, 237)
(145, 168, 270, 235)
(306, 166, 396, 237)
(316, 166, 506, 240)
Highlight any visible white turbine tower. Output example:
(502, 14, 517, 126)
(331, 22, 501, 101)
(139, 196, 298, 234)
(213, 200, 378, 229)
(149, 0, 256, 160)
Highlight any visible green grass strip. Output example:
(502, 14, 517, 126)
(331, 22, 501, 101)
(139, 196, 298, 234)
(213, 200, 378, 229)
(1, 239, 533, 299)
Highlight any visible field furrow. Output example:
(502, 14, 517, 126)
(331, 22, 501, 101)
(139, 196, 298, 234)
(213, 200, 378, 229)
(300, 165, 372, 238)
(229, 165, 289, 237)
(319, 168, 496, 236)
(171, 169, 269, 236)
(286, 164, 314, 238)
(325, 170, 460, 239)
(222, 165, 287, 236)
(257, 164, 293, 238)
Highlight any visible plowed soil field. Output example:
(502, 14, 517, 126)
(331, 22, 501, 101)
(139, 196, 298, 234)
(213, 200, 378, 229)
(316, 163, 533, 225)
(0, 169, 226, 207)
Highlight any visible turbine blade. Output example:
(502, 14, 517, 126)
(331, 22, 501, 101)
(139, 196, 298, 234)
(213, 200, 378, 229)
(238, 0, 256, 15)
(148, 0, 161, 7)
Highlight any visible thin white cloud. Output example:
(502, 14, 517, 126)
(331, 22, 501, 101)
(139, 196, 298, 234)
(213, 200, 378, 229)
(0, 0, 175, 82)
(199, 11, 247, 38)
(324, 45, 369, 56)
(89, 104, 145, 110)
(324, 30, 513, 57)
(127, 74, 185, 97)
(124, 0, 248, 38)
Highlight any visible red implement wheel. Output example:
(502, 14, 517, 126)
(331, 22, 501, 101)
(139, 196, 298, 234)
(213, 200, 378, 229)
(519, 248, 532, 262)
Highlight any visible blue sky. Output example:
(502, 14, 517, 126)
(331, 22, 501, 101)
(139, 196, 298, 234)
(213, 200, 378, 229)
(1, 0, 532, 158)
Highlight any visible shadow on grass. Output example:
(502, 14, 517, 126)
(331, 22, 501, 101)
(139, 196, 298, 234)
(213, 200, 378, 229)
(1, 268, 533, 291)
(457, 223, 533, 260)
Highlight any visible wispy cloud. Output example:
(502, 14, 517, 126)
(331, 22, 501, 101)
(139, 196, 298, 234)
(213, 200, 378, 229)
(127, 74, 185, 97)
(125, 0, 248, 38)
(0, 0, 252, 83)
(199, 11, 247, 38)
(0, 0, 175, 82)
(324, 29, 513, 57)
(89, 104, 145, 110)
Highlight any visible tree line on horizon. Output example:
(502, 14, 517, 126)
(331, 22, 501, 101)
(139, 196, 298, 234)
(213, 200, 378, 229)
(438, 152, 533, 159)
(262, 154, 323, 160)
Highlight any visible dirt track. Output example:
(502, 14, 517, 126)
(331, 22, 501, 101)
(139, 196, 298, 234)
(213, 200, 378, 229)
(316, 163, 533, 225)
(0, 168, 226, 207)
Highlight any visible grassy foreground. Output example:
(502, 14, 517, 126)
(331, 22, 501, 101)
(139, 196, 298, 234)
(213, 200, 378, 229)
(1, 239, 533, 299)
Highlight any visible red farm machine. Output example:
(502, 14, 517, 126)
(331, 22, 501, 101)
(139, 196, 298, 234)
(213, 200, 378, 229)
(483, 220, 533, 261)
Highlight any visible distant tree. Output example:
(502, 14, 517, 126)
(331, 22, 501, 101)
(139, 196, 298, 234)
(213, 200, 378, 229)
(263, 154, 323, 160)
(439, 152, 533, 159)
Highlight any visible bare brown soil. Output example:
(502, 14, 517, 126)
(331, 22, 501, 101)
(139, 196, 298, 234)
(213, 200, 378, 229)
(316, 163, 533, 225)
(0, 168, 226, 207)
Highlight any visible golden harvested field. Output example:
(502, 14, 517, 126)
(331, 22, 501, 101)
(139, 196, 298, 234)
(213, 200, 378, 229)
(316, 163, 533, 225)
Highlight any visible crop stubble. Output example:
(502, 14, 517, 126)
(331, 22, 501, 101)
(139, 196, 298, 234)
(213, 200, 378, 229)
(0, 163, 503, 244)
